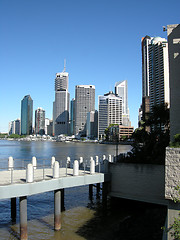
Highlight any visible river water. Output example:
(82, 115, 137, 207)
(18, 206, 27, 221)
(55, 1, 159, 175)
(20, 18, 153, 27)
(0, 140, 132, 240)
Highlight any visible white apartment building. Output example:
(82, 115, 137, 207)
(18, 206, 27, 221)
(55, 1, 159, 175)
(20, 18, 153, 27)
(8, 119, 21, 135)
(98, 91, 122, 139)
(74, 85, 95, 136)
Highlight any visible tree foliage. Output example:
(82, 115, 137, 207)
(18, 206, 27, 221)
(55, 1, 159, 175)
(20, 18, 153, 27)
(170, 134, 180, 148)
(118, 103, 170, 164)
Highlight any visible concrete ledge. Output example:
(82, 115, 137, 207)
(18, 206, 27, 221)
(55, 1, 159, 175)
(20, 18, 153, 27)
(109, 191, 168, 206)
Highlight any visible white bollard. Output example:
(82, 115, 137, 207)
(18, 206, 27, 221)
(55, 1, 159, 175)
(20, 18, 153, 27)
(8, 156, 14, 170)
(90, 159, 95, 174)
(79, 157, 83, 164)
(51, 156, 56, 168)
(26, 163, 34, 183)
(67, 156, 71, 167)
(95, 156, 99, 165)
(108, 155, 112, 163)
(32, 156, 37, 169)
(73, 160, 79, 176)
(53, 161, 60, 178)
(103, 155, 106, 161)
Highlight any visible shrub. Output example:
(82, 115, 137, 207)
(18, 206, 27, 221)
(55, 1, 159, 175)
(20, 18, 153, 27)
(170, 134, 180, 148)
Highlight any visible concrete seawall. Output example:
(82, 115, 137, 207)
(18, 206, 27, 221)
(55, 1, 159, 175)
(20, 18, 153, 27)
(109, 163, 167, 205)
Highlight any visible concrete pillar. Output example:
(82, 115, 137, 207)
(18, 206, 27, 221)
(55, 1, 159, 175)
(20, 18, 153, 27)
(8, 156, 13, 170)
(11, 197, 16, 223)
(89, 184, 93, 200)
(96, 183, 100, 198)
(32, 156, 37, 169)
(102, 182, 108, 211)
(26, 163, 34, 183)
(53, 161, 60, 178)
(60, 189, 65, 211)
(54, 189, 61, 230)
(19, 196, 27, 240)
(90, 159, 95, 174)
(51, 156, 55, 168)
(73, 160, 79, 176)
(167, 200, 180, 240)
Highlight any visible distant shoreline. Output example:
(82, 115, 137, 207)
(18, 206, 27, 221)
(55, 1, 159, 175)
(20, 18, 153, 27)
(0, 138, 132, 145)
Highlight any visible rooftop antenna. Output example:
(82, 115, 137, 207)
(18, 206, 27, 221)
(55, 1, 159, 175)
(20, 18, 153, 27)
(63, 59, 66, 72)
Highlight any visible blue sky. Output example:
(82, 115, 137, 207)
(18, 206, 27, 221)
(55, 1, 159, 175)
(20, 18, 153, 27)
(0, 0, 179, 132)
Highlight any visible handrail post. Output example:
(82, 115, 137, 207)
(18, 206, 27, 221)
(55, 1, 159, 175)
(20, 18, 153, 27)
(11, 168, 13, 184)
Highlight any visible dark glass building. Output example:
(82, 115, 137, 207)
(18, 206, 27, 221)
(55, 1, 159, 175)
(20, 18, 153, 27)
(21, 95, 33, 135)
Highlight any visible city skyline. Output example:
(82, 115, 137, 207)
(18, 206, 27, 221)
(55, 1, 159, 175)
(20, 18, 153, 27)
(0, 0, 179, 132)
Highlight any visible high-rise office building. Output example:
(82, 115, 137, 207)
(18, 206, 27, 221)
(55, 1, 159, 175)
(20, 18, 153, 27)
(74, 85, 95, 136)
(98, 91, 122, 139)
(141, 36, 169, 112)
(21, 95, 33, 135)
(53, 64, 70, 136)
(70, 98, 75, 135)
(167, 24, 180, 141)
(35, 107, 45, 135)
(86, 110, 98, 139)
(115, 80, 130, 126)
(142, 36, 153, 98)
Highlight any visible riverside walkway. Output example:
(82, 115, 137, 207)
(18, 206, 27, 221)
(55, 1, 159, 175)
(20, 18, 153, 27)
(0, 155, 111, 240)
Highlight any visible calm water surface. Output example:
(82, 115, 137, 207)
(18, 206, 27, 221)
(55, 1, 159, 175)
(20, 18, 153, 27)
(0, 140, 131, 240)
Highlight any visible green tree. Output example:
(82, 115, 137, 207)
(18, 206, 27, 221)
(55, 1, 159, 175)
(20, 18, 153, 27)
(170, 134, 180, 148)
(122, 103, 170, 164)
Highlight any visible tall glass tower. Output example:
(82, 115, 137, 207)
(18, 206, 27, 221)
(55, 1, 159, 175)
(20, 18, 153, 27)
(53, 63, 70, 136)
(21, 95, 33, 135)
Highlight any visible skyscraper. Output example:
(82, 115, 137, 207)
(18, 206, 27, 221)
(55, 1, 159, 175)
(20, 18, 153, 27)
(70, 98, 75, 135)
(35, 107, 45, 135)
(21, 95, 33, 135)
(74, 85, 95, 136)
(115, 80, 130, 126)
(98, 91, 122, 139)
(141, 36, 169, 112)
(86, 110, 98, 139)
(53, 63, 70, 136)
(142, 36, 152, 98)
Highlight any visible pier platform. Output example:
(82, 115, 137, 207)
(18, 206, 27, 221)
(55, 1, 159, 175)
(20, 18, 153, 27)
(0, 167, 110, 200)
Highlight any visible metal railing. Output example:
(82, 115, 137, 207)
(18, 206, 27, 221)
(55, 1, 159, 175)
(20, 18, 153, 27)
(0, 154, 115, 186)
